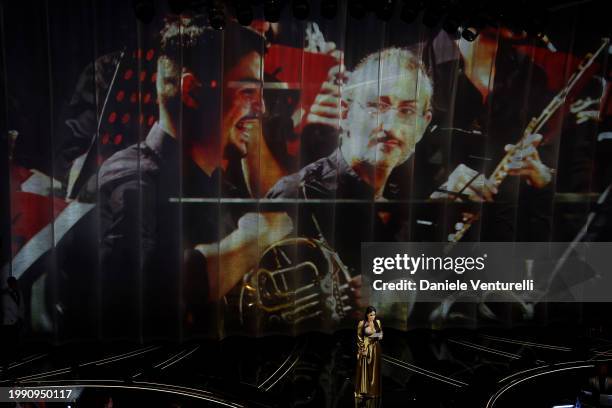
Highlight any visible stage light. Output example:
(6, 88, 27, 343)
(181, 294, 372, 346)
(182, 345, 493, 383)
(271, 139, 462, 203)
(264, 0, 282, 22)
(349, 0, 367, 19)
(376, 0, 395, 21)
(235, 1, 253, 26)
(320, 0, 337, 19)
(208, 1, 225, 30)
(292, 0, 310, 20)
(132, 0, 155, 24)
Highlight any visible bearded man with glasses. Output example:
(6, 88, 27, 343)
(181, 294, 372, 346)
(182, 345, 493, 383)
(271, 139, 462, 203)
(267, 47, 433, 202)
(265, 48, 433, 322)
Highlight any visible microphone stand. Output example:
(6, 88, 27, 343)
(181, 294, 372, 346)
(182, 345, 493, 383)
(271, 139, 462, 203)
(67, 47, 126, 199)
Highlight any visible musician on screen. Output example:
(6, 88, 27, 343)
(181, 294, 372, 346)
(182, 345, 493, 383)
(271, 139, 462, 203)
(266, 48, 434, 320)
(429, 26, 555, 242)
(96, 16, 292, 337)
(267, 48, 433, 322)
(267, 47, 433, 200)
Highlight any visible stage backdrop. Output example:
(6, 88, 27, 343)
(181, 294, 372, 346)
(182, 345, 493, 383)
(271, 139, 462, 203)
(1, 0, 610, 341)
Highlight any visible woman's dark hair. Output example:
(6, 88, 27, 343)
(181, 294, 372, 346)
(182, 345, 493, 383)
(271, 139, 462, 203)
(362, 306, 380, 333)
(363, 306, 376, 321)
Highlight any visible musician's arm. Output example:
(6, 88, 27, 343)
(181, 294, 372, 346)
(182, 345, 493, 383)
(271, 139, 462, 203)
(436, 134, 553, 203)
(195, 212, 293, 302)
(431, 164, 496, 202)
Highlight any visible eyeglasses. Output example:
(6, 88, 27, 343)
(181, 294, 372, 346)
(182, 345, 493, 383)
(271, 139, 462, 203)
(351, 99, 427, 122)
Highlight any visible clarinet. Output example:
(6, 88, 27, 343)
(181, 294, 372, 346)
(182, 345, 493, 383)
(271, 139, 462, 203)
(448, 37, 611, 244)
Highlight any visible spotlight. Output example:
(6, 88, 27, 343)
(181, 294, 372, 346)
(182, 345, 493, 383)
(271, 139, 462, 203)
(292, 0, 310, 20)
(376, 0, 395, 21)
(320, 0, 337, 19)
(235, 1, 253, 26)
(264, 0, 282, 22)
(132, 0, 155, 24)
(208, 1, 225, 30)
(349, 0, 367, 19)
(461, 26, 479, 41)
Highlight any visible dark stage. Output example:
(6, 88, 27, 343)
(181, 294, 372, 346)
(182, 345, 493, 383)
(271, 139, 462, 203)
(2, 325, 612, 407)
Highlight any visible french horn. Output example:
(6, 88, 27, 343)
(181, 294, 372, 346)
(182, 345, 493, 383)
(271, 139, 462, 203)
(238, 234, 354, 329)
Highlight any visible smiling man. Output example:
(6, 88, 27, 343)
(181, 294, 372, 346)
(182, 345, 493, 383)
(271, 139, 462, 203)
(222, 40, 265, 159)
(97, 16, 291, 339)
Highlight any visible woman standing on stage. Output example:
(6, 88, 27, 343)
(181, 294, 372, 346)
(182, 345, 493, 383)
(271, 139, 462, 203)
(355, 306, 383, 400)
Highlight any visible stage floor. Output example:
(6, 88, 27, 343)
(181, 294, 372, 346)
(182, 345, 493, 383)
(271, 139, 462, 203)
(2, 326, 611, 407)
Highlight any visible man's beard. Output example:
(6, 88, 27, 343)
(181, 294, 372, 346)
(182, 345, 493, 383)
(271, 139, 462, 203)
(360, 144, 408, 170)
